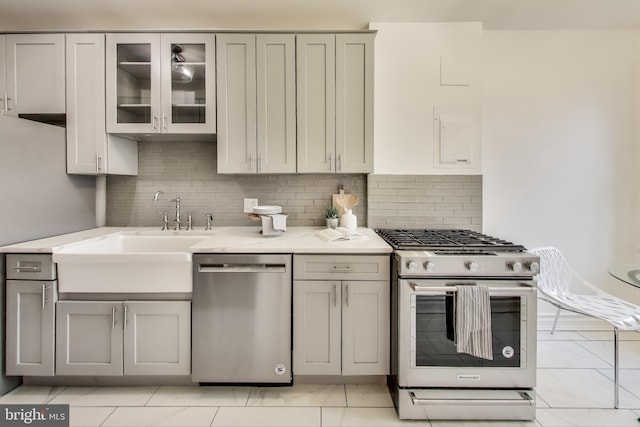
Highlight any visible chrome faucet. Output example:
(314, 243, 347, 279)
(170, 197, 182, 230)
(152, 191, 170, 230)
(157, 211, 169, 230)
(152, 190, 168, 202)
(205, 213, 214, 230)
(186, 211, 197, 230)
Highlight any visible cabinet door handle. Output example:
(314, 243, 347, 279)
(248, 154, 254, 172)
(153, 116, 159, 131)
(337, 154, 342, 172)
(344, 284, 349, 307)
(257, 154, 261, 173)
(162, 114, 167, 132)
(41, 284, 47, 308)
(96, 155, 102, 173)
(12, 266, 39, 271)
(124, 305, 129, 329)
(328, 153, 333, 171)
(112, 306, 117, 330)
(332, 265, 352, 272)
(2, 94, 12, 112)
(333, 284, 338, 307)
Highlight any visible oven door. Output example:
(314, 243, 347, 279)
(398, 278, 537, 388)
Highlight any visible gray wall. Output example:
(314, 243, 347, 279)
(0, 117, 96, 246)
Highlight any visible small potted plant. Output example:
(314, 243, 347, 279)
(324, 206, 340, 229)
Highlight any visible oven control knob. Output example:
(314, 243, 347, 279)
(424, 261, 436, 272)
(526, 261, 540, 274)
(508, 261, 523, 273)
(406, 260, 418, 271)
(465, 261, 479, 272)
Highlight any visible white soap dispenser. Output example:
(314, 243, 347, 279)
(340, 209, 357, 230)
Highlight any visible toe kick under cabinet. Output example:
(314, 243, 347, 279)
(293, 255, 390, 376)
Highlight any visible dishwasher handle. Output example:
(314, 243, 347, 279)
(198, 264, 287, 273)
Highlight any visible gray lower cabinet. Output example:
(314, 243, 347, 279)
(6, 280, 56, 376)
(56, 301, 190, 376)
(293, 255, 390, 376)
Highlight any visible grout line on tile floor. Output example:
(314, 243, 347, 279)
(98, 406, 117, 427)
(573, 339, 615, 367)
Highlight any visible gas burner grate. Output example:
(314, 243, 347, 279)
(375, 228, 526, 252)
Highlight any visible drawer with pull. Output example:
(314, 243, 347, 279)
(6, 254, 56, 281)
(293, 255, 390, 281)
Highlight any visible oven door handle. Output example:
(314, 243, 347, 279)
(408, 281, 536, 296)
(409, 391, 534, 407)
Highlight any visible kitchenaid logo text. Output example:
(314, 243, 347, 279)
(0, 405, 68, 427)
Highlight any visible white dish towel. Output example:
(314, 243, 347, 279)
(455, 285, 493, 360)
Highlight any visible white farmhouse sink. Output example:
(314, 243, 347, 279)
(52, 232, 212, 294)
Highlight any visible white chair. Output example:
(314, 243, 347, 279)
(530, 246, 640, 409)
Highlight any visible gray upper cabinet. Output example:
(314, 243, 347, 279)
(335, 34, 374, 173)
(217, 33, 296, 174)
(6, 280, 56, 376)
(0, 35, 5, 113)
(297, 33, 374, 173)
(256, 34, 297, 173)
(106, 33, 215, 135)
(296, 34, 336, 173)
(1, 34, 65, 115)
(66, 34, 138, 175)
(216, 34, 257, 173)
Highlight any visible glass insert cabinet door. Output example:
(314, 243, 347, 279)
(160, 34, 215, 133)
(106, 33, 215, 134)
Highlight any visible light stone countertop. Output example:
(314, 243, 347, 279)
(0, 226, 392, 254)
(0, 227, 129, 253)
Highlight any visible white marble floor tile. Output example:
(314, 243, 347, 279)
(49, 386, 157, 407)
(69, 406, 115, 427)
(537, 368, 640, 408)
(212, 407, 320, 427)
(101, 406, 218, 427)
(0, 386, 65, 404)
(147, 385, 251, 406)
(597, 368, 640, 402)
(345, 384, 393, 408)
(537, 341, 610, 369)
(321, 408, 426, 426)
(430, 420, 540, 427)
(247, 384, 346, 407)
(535, 408, 640, 426)
(576, 340, 640, 368)
(537, 331, 585, 341)
(577, 330, 640, 341)
(535, 392, 551, 408)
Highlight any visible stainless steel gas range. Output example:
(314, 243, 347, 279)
(376, 229, 540, 421)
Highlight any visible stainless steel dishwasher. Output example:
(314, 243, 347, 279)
(192, 254, 292, 384)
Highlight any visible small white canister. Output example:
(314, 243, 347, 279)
(340, 209, 357, 230)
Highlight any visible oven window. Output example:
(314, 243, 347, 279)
(413, 295, 521, 367)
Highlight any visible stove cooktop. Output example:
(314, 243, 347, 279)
(375, 228, 526, 252)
